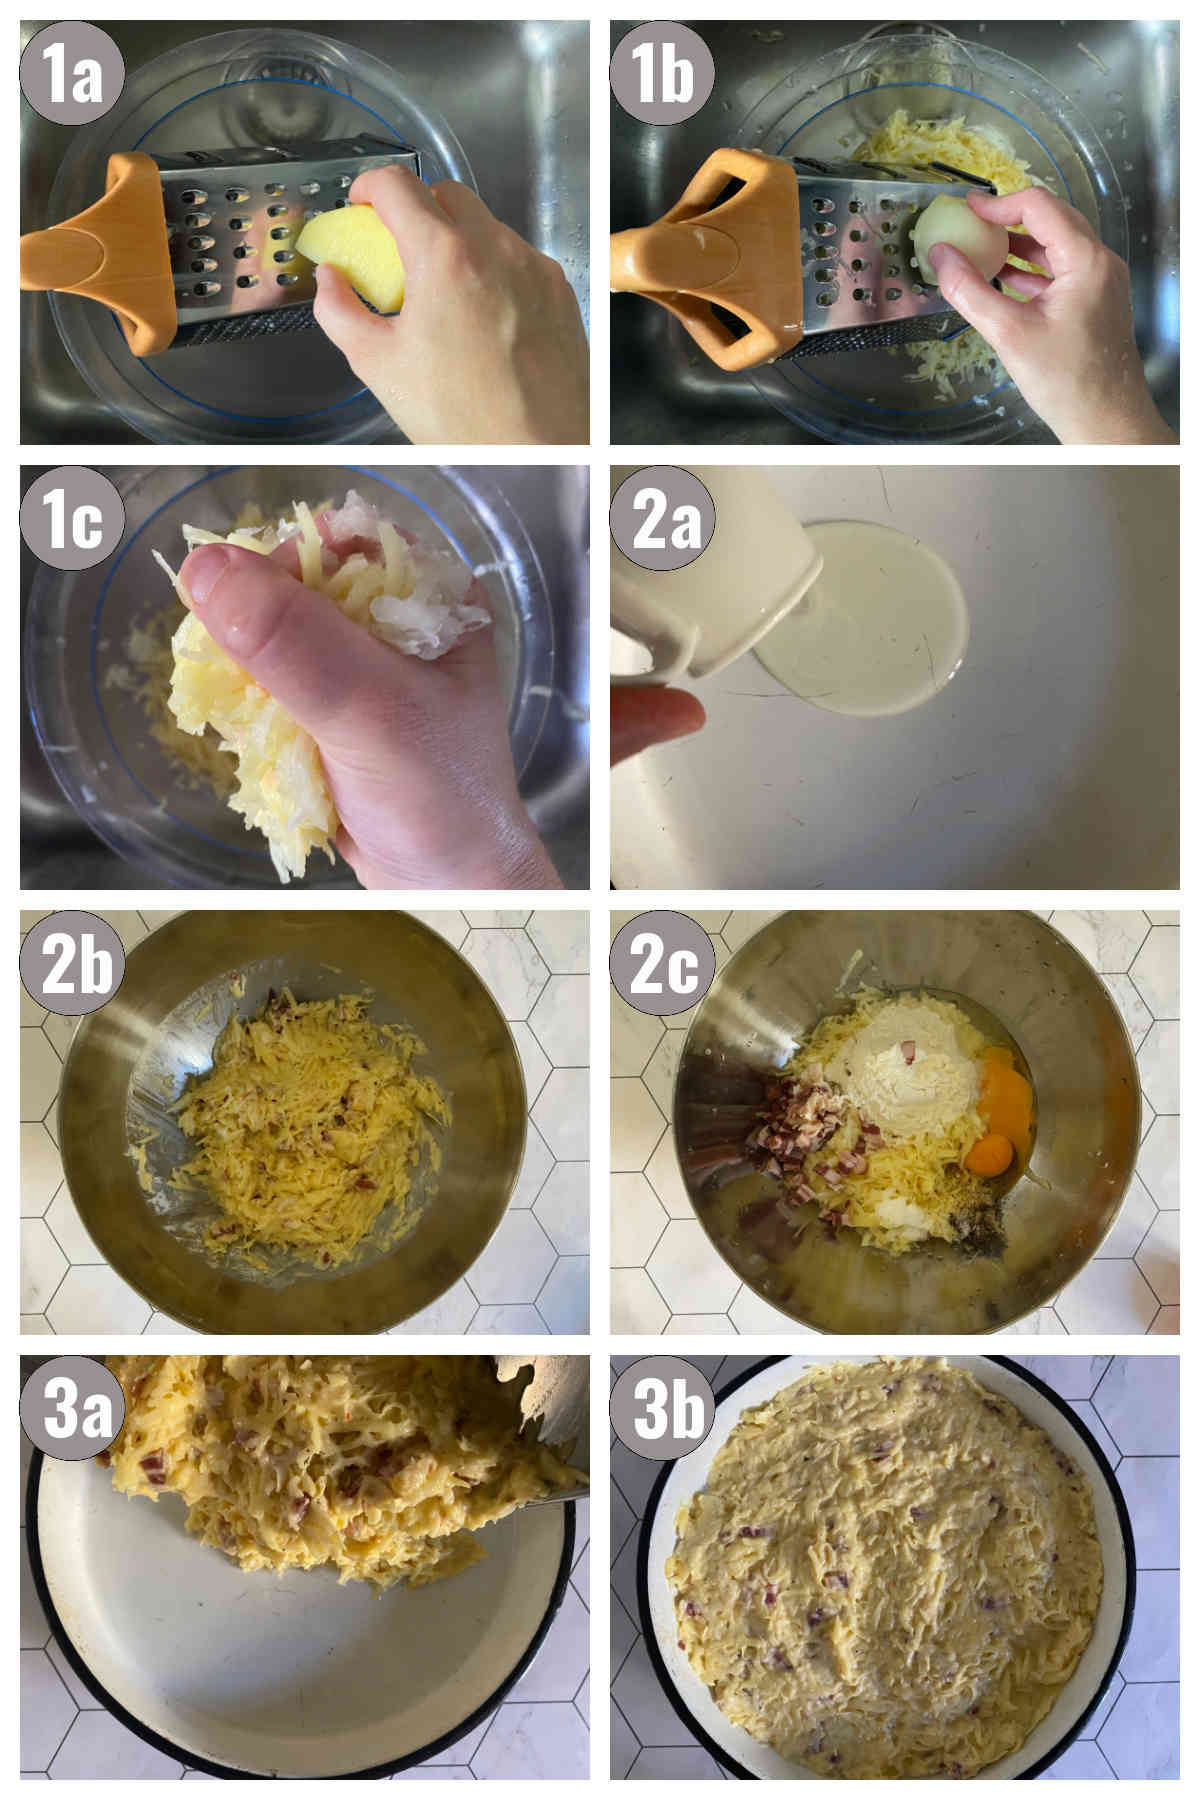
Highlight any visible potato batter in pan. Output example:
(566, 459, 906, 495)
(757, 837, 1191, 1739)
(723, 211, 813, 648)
(667, 1359, 1101, 1778)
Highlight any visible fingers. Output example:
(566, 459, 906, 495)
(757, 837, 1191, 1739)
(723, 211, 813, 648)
(611, 685, 706, 766)
(428, 179, 498, 235)
(179, 542, 392, 740)
(966, 185, 1099, 269)
(926, 243, 1022, 345)
(348, 164, 451, 268)
(312, 262, 393, 366)
(1005, 232, 1050, 270)
(998, 263, 1052, 300)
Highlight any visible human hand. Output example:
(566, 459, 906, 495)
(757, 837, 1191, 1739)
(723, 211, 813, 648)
(179, 522, 561, 890)
(312, 166, 589, 446)
(611, 685, 706, 765)
(926, 187, 1175, 445)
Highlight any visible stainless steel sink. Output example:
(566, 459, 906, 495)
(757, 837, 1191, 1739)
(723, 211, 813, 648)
(21, 465, 590, 887)
(21, 19, 589, 443)
(611, 18, 1179, 444)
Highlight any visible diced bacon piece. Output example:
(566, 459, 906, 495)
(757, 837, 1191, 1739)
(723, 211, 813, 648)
(900, 1039, 916, 1065)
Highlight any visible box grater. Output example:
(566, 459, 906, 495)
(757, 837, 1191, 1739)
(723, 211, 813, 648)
(610, 146, 998, 373)
(20, 134, 420, 356)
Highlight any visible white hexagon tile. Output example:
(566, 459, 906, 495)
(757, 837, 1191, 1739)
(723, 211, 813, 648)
(20, 910, 589, 1336)
(611, 911, 1178, 1336)
(610, 1356, 1178, 1780)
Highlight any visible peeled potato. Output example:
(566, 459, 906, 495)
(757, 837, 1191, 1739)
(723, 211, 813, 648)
(295, 204, 406, 313)
(912, 193, 1009, 288)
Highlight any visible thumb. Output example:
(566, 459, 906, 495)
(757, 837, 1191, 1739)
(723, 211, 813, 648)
(927, 243, 1018, 347)
(180, 542, 392, 741)
(311, 262, 395, 372)
(611, 685, 706, 766)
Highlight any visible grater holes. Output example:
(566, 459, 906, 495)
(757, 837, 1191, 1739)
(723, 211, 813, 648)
(228, 216, 250, 232)
(880, 220, 894, 235)
(813, 220, 834, 238)
(853, 288, 874, 304)
(269, 226, 292, 241)
(879, 198, 894, 212)
(190, 258, 218, 274)
(849, 228, 864, 242)
(192, 280, 221, 296)
(815, 290, 837, 307)
(813, 244, 831, 260)
(264, 182, 286, 197)
(276, 271, 302, 285)
(232, 244, 255, 260)
(225, 187, 250, 203)
(273, 249, 297, 263)
(810, 195, 834, 214)
(184, 213, 210, 228)
(236, 274, 259, 288)
(336, 174, 352, 188)
(187, 234, 215, 251)
(179, 188, 207, 205)
(848, 200, 861, 213)
(885, 262, 900, 278)
(886, 287, 902, 301)
(266, 203, 289, 218)
(299, 181, 321, 196)
(850, 258, 864, 272)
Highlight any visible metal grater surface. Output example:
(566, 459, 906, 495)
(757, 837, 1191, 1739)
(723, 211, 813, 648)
(154, 135, 421, 332)
(790, 155, 991, 357)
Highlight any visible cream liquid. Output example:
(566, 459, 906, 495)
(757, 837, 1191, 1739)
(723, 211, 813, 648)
(752, 519, 968, 717)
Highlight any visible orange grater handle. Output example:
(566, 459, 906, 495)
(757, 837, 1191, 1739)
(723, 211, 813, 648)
(609, 147, 806, 373)
(20, 151, 177, 357)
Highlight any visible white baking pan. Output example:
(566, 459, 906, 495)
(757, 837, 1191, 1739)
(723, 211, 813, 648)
(28, 1450, 575, 1777)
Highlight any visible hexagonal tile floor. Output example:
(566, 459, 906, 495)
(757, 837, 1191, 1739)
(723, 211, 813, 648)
(21, 911, 589, 1335)
(610, 1356, 1178, 1780)
(20, 1417, 589, 1781)
(611, 911, 1178, 1336)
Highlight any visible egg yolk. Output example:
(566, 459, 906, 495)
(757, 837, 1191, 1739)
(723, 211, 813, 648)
(965, 1045, 1034, 1177)
(964, 1132, 1014, 1177)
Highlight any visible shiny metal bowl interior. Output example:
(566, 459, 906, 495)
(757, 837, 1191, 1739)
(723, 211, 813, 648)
(58, 912, 525, 1332)
(673, 912, 1140, 1333)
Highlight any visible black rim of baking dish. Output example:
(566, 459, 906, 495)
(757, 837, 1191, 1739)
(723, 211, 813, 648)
(26, 1448, 575, 1779)
(635, 1354, 1137, 1781)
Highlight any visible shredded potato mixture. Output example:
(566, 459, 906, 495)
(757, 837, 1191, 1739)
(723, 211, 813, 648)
(854, 110, 1042, 398)
(174, 988, 448, 1267)
(155, 493, 490, 882)
(103, 1355, 584, 1590)
(743, 989, 1030, 1257)
(668, 1358, 1102, 1778)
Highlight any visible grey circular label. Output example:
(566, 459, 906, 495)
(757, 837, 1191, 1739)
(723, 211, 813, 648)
(20, 22, 125, 124)
(610, 22, 715, 125)
(20, 467, 125, 571)
(610, 467, 716, 573)
(20, 912, 126, 1015)
(610, 911, 717, 1017)
(21, 1358, 126, 1460)
(611, 1357, 715, 1461)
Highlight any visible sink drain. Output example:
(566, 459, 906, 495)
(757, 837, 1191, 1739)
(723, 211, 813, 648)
(218, 46, 350, 144)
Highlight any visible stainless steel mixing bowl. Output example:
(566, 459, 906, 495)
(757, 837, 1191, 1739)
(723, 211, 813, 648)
(673, 912, 1140, 1333)
(57, 912, 525, 1332)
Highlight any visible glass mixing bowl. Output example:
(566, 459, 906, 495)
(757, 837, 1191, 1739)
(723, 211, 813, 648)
(46, 30, 473, 443)
(25, 465, 553, 887)
(737, 29, 1128, 443)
